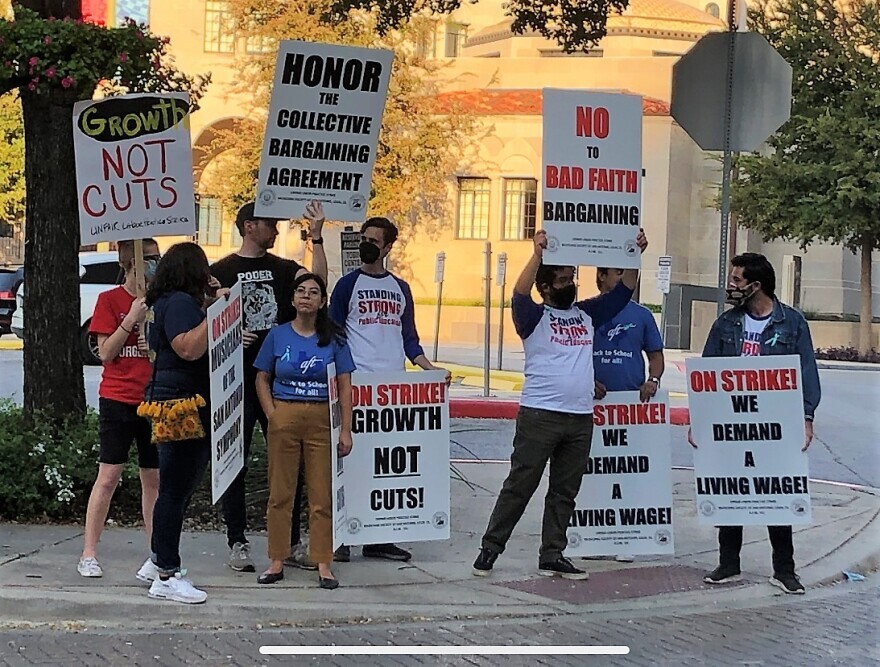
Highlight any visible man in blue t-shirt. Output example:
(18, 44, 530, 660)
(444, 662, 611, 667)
(589, 267, 665, 563)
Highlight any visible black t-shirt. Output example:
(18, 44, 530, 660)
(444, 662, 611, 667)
(146, 291, 210, 402)
(211, 253, 304, 371)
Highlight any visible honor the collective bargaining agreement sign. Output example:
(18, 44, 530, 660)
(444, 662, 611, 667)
(73, 93, 196, 244)
(687, 356, 811, 526)
(541, 90, 642, 268)
(208, 282, 245, 504)
(332, 371, 450, 547)
(256, 41, 393, 222)
(567, 391, 675, 556)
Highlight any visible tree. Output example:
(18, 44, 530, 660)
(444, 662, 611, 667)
(0, 1, 209, 419)
(731, 0, 880, 355)
(204, 0, 477, 267)
(0, 93, 25, 233)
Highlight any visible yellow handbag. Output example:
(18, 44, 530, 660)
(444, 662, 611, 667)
(137, 395, 207, 443)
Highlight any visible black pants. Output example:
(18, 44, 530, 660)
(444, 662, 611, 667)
(221, 377, 304, 548)
(482, 406, 593, 562)
(718, 525, 796, 576)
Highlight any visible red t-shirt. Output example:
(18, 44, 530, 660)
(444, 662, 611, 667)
(89, 286, 152, 405)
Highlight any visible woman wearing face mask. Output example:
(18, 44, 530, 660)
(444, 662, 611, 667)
(78, 238, 163, 580)
(254, 273, 355, 589)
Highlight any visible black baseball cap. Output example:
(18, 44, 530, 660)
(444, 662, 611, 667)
(234, 202, 286, 232)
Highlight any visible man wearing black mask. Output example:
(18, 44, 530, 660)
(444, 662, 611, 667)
(329, 216, 449, 563)
(473, 229, 647, 579)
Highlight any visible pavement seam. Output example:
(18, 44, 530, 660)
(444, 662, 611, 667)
(0, 531, 83, 567)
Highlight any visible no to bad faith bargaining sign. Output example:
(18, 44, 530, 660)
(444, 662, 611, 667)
(73, 93, 196, 244)
(256, 41, 393, 222)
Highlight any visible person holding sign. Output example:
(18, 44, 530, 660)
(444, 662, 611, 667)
(78, 239, 162, 580)
(588, 266, 665, 563)
(690, 253, 820, 594)
(254, 273, 355, 589)
(473, 228, 648, 579)
(329, 216, 450, 563)
(212, 201, 327, 574)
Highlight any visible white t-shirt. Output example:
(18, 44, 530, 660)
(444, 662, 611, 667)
(741, 313, 771, 356)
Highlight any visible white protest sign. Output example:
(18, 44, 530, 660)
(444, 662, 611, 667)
(333, 371, 450, 546)
(567, 391, 674, 556)
(327, 362, 348, 549)
(73, 93, 196, 244)
(208, 282, 245, 504)
(256, 41, 393, 222)
(687, 355, 811, 526)
(657, 256, 672, 294)
(541, 90, 642, 268)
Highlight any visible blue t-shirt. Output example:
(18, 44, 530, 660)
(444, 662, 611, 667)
(146, 291, 210, 401)
(253, 324, 356, 401)
(592, 300, 663, 392)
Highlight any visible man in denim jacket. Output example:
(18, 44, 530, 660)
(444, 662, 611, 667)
(690, 253, 820, 594)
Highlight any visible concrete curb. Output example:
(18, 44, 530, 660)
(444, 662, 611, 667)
(450, 397, 691, 424)
(0, 339, 22, 350)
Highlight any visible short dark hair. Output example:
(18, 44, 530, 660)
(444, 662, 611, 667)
(117, 238, 158, 265)
(146, 242, 210, 307)
(362, 216, 398, 245)
(535, 263, 573, 295)
(731, 252, 776, 297)
(234, 201, 284, 235)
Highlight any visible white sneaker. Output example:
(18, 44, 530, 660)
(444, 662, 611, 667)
(615, 555, 635, 563)
(148, 572, 207, 604)
(136, 557, 159, 583)
(77, 557, 103, 578)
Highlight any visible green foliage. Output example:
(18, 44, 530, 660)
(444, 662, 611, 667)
(0, 400, 145, 522)
(731, 0, 880, 253)
(0, 92, 23, 225)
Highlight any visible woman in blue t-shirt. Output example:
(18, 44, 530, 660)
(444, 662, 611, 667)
(254, 273, 355, 589)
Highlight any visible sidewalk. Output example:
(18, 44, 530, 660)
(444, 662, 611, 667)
(1, 464, 877, 630)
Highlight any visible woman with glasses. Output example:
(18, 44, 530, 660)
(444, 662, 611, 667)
(254, 273, 354, 589)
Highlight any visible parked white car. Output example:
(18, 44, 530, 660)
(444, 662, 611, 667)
(12, 251, 123, 365)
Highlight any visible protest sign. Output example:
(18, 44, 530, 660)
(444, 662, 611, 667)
(208, 282, 245, 504)
(541, 90, 642, 268)
(567, 391, 674, 556)
(687, 355, 811, 526)
(256, 41, 393, 222)
(333, 370, 450, 546)
(340, 229, 361, 276)
(73, 93, 196, 244)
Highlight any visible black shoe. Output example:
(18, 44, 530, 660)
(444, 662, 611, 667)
(770, 573, 805, 594)
(257, 570, 284, 585)
(362, 543, 412, 562)
(318, 576, 339, 590)
(333, 545, 351, 562)
(704, 565, 742, 585)
(538, 556, 589, 580)
(472, 548, 498, 577)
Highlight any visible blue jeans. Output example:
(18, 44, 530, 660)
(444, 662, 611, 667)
(151, 433, 211, 574)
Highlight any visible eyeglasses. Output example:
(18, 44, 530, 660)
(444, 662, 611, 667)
(294, 287, 322, 298)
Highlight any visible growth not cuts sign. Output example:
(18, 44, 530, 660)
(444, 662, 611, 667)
(332, 371, 450, 548)
(687, 356, 811, 526)
(256, 41, 393, 222)
(73, 93, 196, 244)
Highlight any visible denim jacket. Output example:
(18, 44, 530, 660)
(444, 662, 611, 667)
(702, 299, 821, 418)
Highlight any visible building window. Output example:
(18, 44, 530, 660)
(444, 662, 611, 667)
(456, 177, 490, 239)
(415, 22, 437, 59)
(705, 2, 721, 18)
(204, 1, 235, 53)
(245, 11, 274, 54)
(197, 196, 223, 246)
(502, 178, 537, 240)
(445, 22, 468, 58)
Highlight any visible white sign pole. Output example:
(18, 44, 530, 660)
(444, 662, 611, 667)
(658, 255, 672, 339)
(328, 363, 348, 550)
(686, 355, 811, 526)
(208, 282, 245, 504)
(567, 391, 675, 556)
(541, 90, 642, 268)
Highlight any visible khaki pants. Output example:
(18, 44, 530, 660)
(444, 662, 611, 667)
(266, 401, 333, 563)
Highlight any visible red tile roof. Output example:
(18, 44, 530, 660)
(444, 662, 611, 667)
(430, 89, 670, 116)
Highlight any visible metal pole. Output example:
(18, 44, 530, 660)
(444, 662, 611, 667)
(432, 280, 442, 363)
(482, 242, 492, 397)
(660, 292, 668, 341)
(497, 284, 505, 370)
(717, 0, 738, 316)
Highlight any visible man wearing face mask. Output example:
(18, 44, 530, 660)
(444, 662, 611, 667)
(690, 252, 820, 594)
(211, 200, 327, 574)
(472, 229, 648, 579)
(329, 216, 448, 563)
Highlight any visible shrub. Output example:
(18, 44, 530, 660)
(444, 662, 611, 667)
(815, 346, 880, 364)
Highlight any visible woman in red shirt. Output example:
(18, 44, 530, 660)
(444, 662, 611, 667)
(77, 239, 162, 582)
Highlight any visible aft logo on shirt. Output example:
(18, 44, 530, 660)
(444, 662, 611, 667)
(548, 311, 592, 347)
(606, 322, 636, 341)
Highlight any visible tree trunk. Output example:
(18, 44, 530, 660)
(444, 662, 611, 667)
(858, 236, 874, 357)
(21, 88, 86, 419)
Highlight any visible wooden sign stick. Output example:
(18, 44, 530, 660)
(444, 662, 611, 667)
(134, 239, 146, 298)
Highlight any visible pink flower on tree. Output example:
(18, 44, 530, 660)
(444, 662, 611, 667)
(61, 75, 75, 89)
(28, 57, 39, 67)
(28, 78, 38, 91)
(43, 36, 52, 45)
(119, 52, 129, 63)
(44, 66, 57, 78)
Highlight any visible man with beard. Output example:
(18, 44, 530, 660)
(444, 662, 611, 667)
(472, 228, 647, 580)
(211, 200, 327, 573)
(329, 216, 449, 563)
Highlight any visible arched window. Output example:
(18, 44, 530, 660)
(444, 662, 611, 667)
(705, 2, 721, 18)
